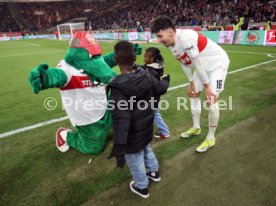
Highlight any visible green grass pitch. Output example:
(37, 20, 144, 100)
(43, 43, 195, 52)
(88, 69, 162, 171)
(0, 39, 275, 205)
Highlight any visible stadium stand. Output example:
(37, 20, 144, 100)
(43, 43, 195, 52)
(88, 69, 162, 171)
(0, 2, 20, 33)
(0, 0, 275, 33)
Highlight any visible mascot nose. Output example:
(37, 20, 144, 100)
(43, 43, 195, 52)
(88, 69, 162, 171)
(43, 65, 48, 70)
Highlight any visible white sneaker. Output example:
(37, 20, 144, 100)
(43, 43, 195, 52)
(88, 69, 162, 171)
(129, 181, 149, 198)
(154, 132, 170, 139)
(56, 127, 71, 153)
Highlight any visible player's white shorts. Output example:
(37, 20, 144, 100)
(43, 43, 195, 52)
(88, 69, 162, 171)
(194, 67, 228, 97)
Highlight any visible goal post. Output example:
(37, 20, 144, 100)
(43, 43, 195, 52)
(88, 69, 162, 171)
(57, 23, 85, 40)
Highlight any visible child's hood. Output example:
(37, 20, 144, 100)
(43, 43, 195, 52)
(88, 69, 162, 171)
(145, 63, 164, 77)
(146, 62, 164, 69)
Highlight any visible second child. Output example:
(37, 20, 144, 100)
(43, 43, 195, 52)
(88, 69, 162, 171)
(143, 47, 170, 139)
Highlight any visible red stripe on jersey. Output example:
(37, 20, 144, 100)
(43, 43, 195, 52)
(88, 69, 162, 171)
(178, 53, 192, 65)
(177, 33, 207, 65)
(197, 33, 207, 52)
(60, 76, 94, 90)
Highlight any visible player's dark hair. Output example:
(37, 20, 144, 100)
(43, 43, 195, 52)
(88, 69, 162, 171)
(114, 40, 135, 66)
(150, 15, 176, 33)
(145, 47, 164, 65)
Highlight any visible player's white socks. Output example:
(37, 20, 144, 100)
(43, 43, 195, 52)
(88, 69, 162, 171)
(190, 98, 201, 129)
(207, 102, 220, 140)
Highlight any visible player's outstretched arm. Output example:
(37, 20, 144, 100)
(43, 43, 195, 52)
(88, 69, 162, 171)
(181, 64, 193, 82)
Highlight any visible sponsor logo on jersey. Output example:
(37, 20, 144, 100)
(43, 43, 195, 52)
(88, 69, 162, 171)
(60, 76, 99, 90)
(185, 45, 194, 51)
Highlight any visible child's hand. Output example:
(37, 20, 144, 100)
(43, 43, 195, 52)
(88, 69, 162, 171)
(107, 144, 126, 168)
(115, 155, 126, 168)
(107, 153, 125, 168)
(161, 74, 170, 83)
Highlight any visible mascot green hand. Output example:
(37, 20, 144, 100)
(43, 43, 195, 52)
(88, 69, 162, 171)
(29, 64, 67, 94)
(133, 43, 142, 55)
(27, 31, 127, 155)
(29, 64, 46, 94)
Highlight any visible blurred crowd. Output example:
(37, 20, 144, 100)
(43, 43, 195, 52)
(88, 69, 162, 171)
(0, 3, 20, 32)
(93, 0, 276, 30)
(0, 0, 275, 32)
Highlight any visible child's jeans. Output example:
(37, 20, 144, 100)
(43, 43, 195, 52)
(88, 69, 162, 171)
(125, 144, 159, 189)
(154, 110, 170, 135)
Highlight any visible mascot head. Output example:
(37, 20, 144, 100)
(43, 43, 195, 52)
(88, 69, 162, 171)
(69, 31, 102, 56)
(64, 31, 116, 84)
(65, 31, 103, 69)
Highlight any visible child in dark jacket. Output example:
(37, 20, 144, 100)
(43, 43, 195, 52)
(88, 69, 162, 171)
(107, 41, 169, 198)
(142, 47, 170, 139)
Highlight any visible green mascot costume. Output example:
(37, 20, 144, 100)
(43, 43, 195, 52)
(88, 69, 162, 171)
(29, 31, 141, 155)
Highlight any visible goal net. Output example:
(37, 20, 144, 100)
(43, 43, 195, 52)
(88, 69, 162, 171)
(57, 23, 85, 40)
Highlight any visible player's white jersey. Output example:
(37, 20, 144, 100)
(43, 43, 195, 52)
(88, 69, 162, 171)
(57, 60, 107, 127)
(170, 29, 230, 72)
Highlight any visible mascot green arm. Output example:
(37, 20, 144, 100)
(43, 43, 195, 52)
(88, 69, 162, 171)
(133, 43, 142, 55)
(102, 52, 116, 68)
(86, 55, 117, 84)
(29, 64, 67, 94)
(102, 44, 142, 68)
(65, 48, 116, 84)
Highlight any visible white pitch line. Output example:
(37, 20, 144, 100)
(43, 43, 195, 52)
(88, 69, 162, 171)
(146, 44, 276, 55)
(168, 58, 276, 91)
(0, 50, 65, 58)
(267, 54, 275, 58)
(20, 42, 41, 47)
(168, 83, 189, 91)
(0, 117, 69, 139)
(0, 44, 274, 58)
(143, 45, 276, 55)
(0, 58, 276, 139)
(226, 50, 276, 55)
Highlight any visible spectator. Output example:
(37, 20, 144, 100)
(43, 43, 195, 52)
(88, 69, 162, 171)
(265, 17, 272, 30)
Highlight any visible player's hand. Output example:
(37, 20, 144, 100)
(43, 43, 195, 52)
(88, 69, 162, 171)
(28, 64, 48, 94)
(205, 85, 216, 106)
(133, 43, 142, 55)
(187, 81, 196, 97)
